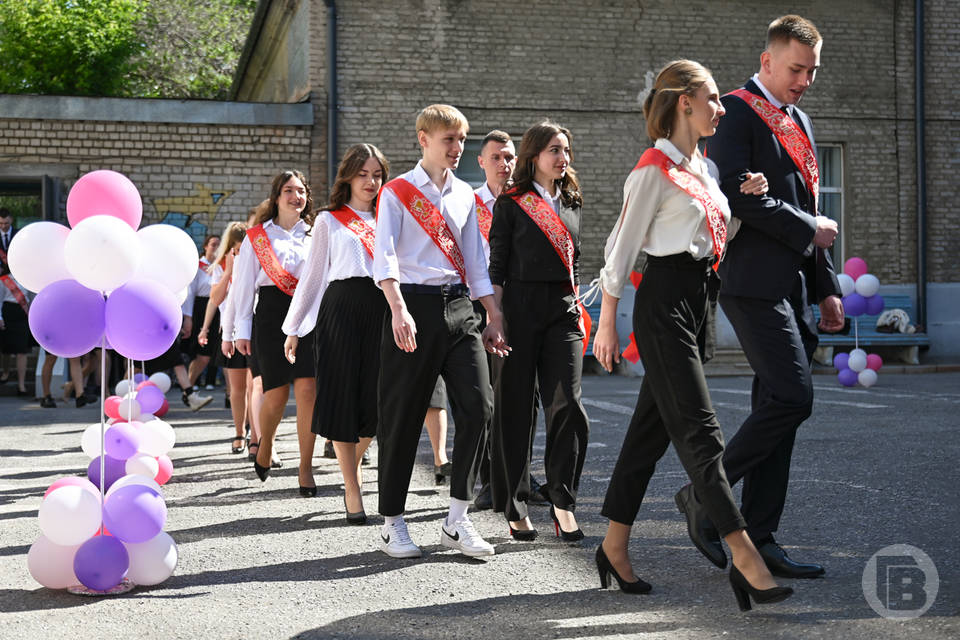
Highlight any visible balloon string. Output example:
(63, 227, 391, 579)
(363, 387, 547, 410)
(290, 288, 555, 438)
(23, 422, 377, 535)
(854, 317, 859, 350)
(99, 335, 106, 536)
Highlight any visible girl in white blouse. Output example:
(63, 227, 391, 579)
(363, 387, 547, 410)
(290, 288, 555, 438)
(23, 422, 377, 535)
(282, 144, 389, 523)
(592, 60, 792, 610)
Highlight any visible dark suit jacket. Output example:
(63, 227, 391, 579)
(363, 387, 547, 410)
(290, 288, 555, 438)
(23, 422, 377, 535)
(710, 79, 840, 305)
(0, 226, 16, 265)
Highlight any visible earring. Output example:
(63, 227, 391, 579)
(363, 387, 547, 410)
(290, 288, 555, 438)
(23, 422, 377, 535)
(684, 107, 693, 115)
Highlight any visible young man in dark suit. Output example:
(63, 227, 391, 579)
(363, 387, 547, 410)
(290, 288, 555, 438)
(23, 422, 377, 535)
(676, 15, 844, 579)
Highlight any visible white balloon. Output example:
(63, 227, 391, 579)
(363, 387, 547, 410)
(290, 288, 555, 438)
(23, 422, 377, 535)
(149, 372, 172, 393)
(39, 486, 101, 546)
(139, 419, 176, 456)
(64, 215, 142, 291)
(115, 379, 134, 396)
(124, 531, 178, 586)
(80, 423, 105, 459)
(837, 273, 855, 297)
(135, 224, 199, 293)
(858, 368, 878, 388)
(7, 222, 73, 293)
(126, 453, 160, 478)
(106, 473, 163, 499)
(176, 286, 189, 305)
(27, 535, 81, 589)
(854, 273, 880, 298)
(848, 348, 868, 373)
(117, 394, 142, 421)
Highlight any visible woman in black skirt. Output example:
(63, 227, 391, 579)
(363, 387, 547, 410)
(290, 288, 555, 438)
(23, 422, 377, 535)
(0, 265, 31, 396)
(593, 60, 791, 608)
(283, 144, 389, 522)
(183, 233, 221, 389)
(233, 170, 318, 495)
(488, 121, 590, 541)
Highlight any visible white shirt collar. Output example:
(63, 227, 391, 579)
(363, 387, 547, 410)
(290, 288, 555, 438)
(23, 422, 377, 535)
(412, 160, 452, 193)
(263, 217, 307, 234)
(533, 180, 560, 204)
(476, 182, 496, 204)
(751, 73, 785, 109)
(654, 138, 710, 177)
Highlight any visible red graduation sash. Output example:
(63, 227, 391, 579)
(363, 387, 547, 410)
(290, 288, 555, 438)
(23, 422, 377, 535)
(727, 88, 819, 208)
(634, 148, 727, 270)
(329, 206, 376, 259)
(1, 275, 28, 314)
(474, 194, 492, 242)
(245, 224, 299, 296)
(384, 178, 466, 283)
(510, 191, 591, 353)
(620, 270, 644, 363)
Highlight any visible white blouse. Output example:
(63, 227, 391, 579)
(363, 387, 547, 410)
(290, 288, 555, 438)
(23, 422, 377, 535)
(600, 138, 736, 298)
(231, 218, 312, 341)
(181, 256, 213, 316)
(282, 206, 376, 337)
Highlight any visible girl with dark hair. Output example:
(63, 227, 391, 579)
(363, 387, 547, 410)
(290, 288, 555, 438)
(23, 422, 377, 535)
(283, 144, 389, 522)
(232, 170, 318, 495)
(593, 60, 791, 609)
(488, 121, 590, 542)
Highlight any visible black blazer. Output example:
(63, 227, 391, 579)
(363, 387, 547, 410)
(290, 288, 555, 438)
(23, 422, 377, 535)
(0, 226, 16, 265)
(710, 79, 840, 304)
(487, 191, 581, 287)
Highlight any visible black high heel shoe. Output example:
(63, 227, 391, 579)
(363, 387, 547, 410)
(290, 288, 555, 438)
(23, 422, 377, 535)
(550, 505, 584, 542)
(344, 496, 367, 525)
(253, 459, 270, 482)
(434, 462, 452, 485)
(299, 485, 317, 497)
(247, 440, 259, 463)
(729, 565, 793, 611)
(509, 525, 539, 541)
(595, 545, 652, 594)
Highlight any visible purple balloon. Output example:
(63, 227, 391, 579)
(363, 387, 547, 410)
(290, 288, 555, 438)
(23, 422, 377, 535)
(103, 484, 167, 543)
(104, 423, 141, 461)
(833, 352, 849, 371)
(104, 279, 181, 361)
(73, 535, 129, 591)
(843, 293, 867, 317)
(28, 279, 105, 358)
(838, 368, 859, 387)
(136, 384, 165, 414)
(865, 294, 885, 316)
(133, 373, 147, 384)
(87, 455, 127, 492)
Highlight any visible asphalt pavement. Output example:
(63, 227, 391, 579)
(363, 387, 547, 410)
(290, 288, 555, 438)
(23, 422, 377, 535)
(0, 372, 957, 639)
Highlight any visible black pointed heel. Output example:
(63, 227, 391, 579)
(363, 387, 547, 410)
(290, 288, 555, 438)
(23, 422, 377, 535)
(344, 497, 367, 525)
(253, 459, 270, 482)
(550, 505, 585, 542)
(509, 525, 539, 541)
(595, 545, 652, 594)
(729, 565, 793, 611)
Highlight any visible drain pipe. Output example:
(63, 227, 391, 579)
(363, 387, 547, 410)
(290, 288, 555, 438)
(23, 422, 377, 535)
(915, 0, 927, 329)
(323, 0, 338, 195)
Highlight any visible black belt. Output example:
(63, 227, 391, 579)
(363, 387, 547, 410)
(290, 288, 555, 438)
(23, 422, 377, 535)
(398, 283, 469, 297)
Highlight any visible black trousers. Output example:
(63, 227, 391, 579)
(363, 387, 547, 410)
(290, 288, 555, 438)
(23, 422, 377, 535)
(377, 288, 492, 517)
(719, 276, 818, 542)
(491, 281, 589, 522)
(601, 254, 747, 537)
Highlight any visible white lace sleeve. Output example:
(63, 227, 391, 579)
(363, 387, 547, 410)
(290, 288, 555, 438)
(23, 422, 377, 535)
(282, 216, 330, 337)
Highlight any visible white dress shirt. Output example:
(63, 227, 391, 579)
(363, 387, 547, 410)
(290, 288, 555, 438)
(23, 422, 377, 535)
(231, 218, 312, 341)
(219, 284, 237, 342)
(474, 182, 498, 263)
(282, 206, 376, 337)
(600, 138, 733, 298)
(532, 180, 564, 215)
(181, 256, 213, 317)
(373, 161, 493, 299)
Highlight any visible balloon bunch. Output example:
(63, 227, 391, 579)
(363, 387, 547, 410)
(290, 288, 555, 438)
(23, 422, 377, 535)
(6, 170, 200, 362)
(833, 256, 885, 387)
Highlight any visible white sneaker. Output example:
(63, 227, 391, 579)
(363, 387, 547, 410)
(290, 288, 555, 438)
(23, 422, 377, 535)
(186, 391, 213, 411)
(205, 384, 215, 390)
(441, 517, 495, 557)
(380, 519, 422, 558)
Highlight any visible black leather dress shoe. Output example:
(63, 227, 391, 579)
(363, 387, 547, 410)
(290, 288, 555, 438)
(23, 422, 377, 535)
(675, 484, 726, 569)
(758, 541, 825, 579)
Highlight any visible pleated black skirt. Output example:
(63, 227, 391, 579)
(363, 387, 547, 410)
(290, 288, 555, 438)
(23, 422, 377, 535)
(312, 277, 385, 442)
(253, 286, 315, 392)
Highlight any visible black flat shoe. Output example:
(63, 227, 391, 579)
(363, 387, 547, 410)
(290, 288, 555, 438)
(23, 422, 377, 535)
(675, 483, 726, 569)
(550, 505, 584, 542)
(595, 545, 652, 594)
(299, 485, 317, 497)
(509, 525, 538, 541)
(434, 462, 452, 485)
(40, 395, 56, 408)
(729, 565, 793, 611)
(758, 541, 825, 579)
(253, 460, 270, 482)
(344, 497, 366, 525)
(361, 448, 371, 466)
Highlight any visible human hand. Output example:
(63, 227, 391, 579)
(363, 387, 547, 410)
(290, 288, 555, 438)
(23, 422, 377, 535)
(283, 335, 299, 364)
(593, 323, 621, 373)
(818, 295, 845, 332)
(235, 338, 252, 356)
(221, 340, 235, 358)
(391, 306, 417, 352)
(739, 172, 768, 196)
(813, 217, 838, 248)
(181, 316, 193, 339)
(197, 327, 209, 346)
(481, 314, 511, 357)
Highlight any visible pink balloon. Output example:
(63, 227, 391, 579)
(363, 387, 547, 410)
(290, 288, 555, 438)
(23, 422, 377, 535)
(44, 476, 100, 500)
(866, 354, 883, 371)
(155, 398, 170, 418)
(155, 455, 173, 486)
(844, 257, 868, 281)
(104, 395, 123, 420)
(66, 170, 143, 230)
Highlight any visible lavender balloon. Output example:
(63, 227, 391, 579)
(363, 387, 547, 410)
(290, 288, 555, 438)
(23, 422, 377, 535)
(103, 484, 167, 543)
(838, 368, 859, 387)
(73, 536, 129, 591)
(87, 455, 127, 492)
(104, 423, 141, 461)
(104, 279, 181, 361)
(843, 293, 867, 317)
(136, 384, 166, 415)
(865, 294, 885, 316)
(833, 352, 849, 371)
(28, 279, 105, 358)
(133, 373, 148, 384)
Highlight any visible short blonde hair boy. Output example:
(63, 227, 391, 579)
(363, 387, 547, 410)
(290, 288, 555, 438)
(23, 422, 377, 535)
(415, 104, 469, 135)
